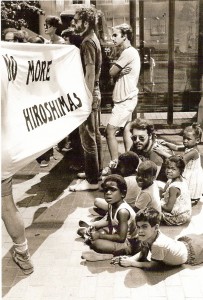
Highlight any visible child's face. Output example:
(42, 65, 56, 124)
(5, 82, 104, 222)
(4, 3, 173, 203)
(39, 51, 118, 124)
(136, 221, 157, 242)
(103, 181, 123, 205)
(183, 130, 199, 149)
(136, 168, 154, 189)
(166, 161, 181, 180)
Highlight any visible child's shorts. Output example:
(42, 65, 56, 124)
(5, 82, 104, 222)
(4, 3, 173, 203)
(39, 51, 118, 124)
(178, 234, 203, 265)
(1, 176, 13, 197)
(108, 96, 138, 128)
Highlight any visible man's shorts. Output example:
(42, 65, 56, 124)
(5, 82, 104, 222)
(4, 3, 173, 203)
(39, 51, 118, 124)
(1, 176, 12, 197)
(108, 96, 138, 128)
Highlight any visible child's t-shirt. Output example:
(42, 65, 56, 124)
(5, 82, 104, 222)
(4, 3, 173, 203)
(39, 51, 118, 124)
(134, 181, 161, 212)
(151, 232, 188, 265)
(124, 175, 141, 206)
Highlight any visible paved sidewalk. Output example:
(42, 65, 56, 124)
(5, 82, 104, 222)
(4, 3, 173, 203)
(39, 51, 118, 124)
(2, 134, 203, 300)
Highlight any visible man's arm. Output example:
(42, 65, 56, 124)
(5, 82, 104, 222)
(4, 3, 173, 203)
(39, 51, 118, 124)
(85, 63, 95, 94)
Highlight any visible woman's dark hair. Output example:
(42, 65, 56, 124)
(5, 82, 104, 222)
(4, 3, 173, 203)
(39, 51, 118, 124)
(45, 16, 62, 28)
(184, 122, 202, 141)
(135, 207, 161, 227)
(101, 174, 127, 197)
(114, 23, 133, 41)
(130, 118, 155, 139)
(165, 155, 185, 175)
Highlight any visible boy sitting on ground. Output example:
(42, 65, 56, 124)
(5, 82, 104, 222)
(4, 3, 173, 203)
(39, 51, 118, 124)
(78, 174, 140, 261)
(133, 160, 161, 213)
(112, 207, 203, 268)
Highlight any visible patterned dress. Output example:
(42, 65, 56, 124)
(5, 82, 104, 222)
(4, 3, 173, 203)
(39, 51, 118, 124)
(183, 148, 203, 200)
(161, 179, 191, 225)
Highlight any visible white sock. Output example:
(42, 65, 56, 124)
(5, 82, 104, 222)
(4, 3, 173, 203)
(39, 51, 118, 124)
(13, 239, 28, 253)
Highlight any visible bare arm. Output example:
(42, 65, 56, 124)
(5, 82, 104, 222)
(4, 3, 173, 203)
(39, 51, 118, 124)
(161, 186, 180, 212)
(85, 63, 95, 94)
(90, 209, 130, 242)
(183, 148, 199, 164)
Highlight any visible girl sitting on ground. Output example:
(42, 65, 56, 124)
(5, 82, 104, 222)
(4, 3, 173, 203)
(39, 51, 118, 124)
(154, 123, 203, 205)
(161, 155, 191, 226)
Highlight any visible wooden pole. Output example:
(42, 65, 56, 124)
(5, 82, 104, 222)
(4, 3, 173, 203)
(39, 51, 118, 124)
(167, 0, 175, 125)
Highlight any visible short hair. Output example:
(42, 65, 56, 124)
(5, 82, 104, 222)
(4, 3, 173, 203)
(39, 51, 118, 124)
(114, 23, 132, 41)
(61, 27, 74, 38)
(101, 174, 127, 197)
(130, 118, 155, 138)
(28, 36, 44, 44)
(118, 151, 139, 176)
(135, 207, 161, 227)
(138, 160, 157, 177)
(75, 7, 96, 30)
(184, 122, 202, 141)
(165, 155, 185, 175)
(45, 16, 62, 28)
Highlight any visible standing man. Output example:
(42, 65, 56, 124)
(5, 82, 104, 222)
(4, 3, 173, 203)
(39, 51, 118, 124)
(102, 24, 140, 176)
(37, 16, 65, 167)
(69, 7, 103, 191)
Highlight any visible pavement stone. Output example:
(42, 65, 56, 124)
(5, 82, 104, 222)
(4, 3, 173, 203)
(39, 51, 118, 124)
(2, 134, 203, 300)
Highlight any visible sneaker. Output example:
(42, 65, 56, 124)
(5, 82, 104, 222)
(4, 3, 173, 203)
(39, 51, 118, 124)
(81, 250, 113, 262)
(69, 180, 99, 191)
(77, 172, 102, 181)
(79, 220, 89, 228)
(40, 160, 49, 167)
(12, 249, 34, 275)
(77, 227, 87, 238)
(62, 145, 73, 152)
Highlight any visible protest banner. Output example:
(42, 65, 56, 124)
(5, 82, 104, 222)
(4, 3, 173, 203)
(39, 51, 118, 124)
(1, 42, 92, 179)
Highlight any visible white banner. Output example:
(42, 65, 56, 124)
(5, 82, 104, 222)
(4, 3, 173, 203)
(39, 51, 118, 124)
(1, 42, 92, 179)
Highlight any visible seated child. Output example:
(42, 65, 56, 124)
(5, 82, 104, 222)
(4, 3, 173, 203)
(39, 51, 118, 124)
(154, 123, 203, 205)
(161, 155, 191, 226)
(78, 174, 140, 261)
(92, 151, 141, 215)
(134, 160, 161, 213)
(112, 207, 203, 268)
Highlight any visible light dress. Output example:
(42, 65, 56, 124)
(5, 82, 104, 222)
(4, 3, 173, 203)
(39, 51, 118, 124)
(183, 148, 203, 200)
(161, 179, 191, 225)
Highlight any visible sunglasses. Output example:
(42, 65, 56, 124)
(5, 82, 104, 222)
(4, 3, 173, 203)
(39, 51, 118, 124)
(131, 135, 148, 142)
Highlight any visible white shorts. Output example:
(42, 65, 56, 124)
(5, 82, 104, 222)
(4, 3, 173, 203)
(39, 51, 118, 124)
(108, 96, 138, 128)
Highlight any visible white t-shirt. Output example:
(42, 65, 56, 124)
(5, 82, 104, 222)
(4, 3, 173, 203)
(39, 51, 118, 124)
(151, 232, 188, 265)
(113, 46, 140, 103)
(135, 182, 161, 212)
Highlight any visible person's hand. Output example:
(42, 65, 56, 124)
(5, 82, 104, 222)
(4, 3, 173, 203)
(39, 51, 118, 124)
(111, 256, 121, 265)
(119, 66, 132, 77)
(119, 256, 133, 267)
(153, 144, 166, 155)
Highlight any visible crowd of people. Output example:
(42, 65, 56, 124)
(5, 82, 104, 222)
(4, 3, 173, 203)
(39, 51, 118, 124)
(2, 6, 203, 276)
